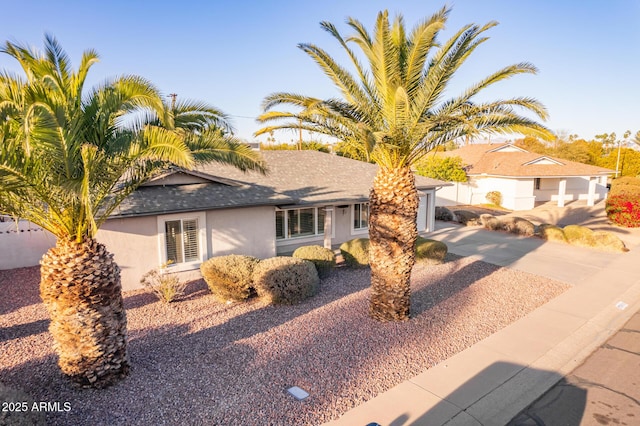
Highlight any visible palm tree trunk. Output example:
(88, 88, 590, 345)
(369, 166, 419, 321)
(40, 237, 129, 388)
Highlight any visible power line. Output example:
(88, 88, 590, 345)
(228, 114, 258, 120)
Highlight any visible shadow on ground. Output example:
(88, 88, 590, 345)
(383, 362, 586, 426)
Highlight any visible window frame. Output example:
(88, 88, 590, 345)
(157, 212, 207, 272)
(351, 202, 370, 234)
(275, 206, 332, 242)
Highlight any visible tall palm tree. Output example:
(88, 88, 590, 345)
(0, 35, 265, 387)
(256, 7, 551, 321)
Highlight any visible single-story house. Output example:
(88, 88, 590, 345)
(434, 143, 615, 210)
(98, 150, 447, 290)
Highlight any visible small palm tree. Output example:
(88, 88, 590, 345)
(0, 35, 265, 387)
(256, 7, 551, 321)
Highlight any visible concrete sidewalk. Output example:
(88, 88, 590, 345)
(327, 222, 640, 426)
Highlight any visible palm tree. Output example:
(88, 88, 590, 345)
(0, 35, 265, 388)
(256, 7, 551, 321)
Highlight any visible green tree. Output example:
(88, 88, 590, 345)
(595, 132, 617, 155)
(255, 8, 550, 321)
(260, 140, 330, 152)
(415, 155, 467, 182)
(0, 36, 265, 387)
(554, 139, 591, 164)
(515, 136, 549, 154)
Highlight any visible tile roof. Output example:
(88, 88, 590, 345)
(111, 150, 447, 218)
(439, 143, 615, 177)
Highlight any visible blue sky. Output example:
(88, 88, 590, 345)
(2, 1, 638, 143)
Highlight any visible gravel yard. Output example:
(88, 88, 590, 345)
(1, 255, 569, 426)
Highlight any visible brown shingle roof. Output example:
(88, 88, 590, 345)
(439, 143, 614, 177)
(112, 150, 448, 217)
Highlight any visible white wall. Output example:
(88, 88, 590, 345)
(435, 182, 469, 206)
(0, 221, 56, 269)
(535, 177, 608, 203)
(470, 177, 535, 210)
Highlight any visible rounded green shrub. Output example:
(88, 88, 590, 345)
(486, 191, 502, 206)
(592, 231, 629, 252)
(455, 210, 480, 226)
(415, 237, 448, 264)
(292, 245, 336, 279)
(435, 206, 456, 221)
(563, 225, 596, 248)
(253, 257, 319, 305)
(499, 217, 535, 237)
(339, 238, 370, 267)
(200, 254, 260, 302)
(538, 224, 567, 243)
(480, 214, 501, 231)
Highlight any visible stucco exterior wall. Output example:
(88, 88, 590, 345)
(99, 206, 278, 290)
(0, 221, 56, 270)
(98, 216, 159, 291)
(208, 206, 276, 259)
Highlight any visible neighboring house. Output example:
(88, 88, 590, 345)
(435, 143, 615, 211)
(98, 150, 447, 290)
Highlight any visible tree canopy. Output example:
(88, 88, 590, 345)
(0, 35, 265, 242)
(255, 7, 552, 168)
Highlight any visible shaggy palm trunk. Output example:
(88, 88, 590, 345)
(369, 166, 419, 321)
(40, 237, 129, 388)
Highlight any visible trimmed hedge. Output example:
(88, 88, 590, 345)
(455, 210, 480, 226)
(480, 214, 501, 231)
(339, 238, 370, 267)
(253, 257, 319, 305)
(499, 217, 535, 237)
(200, 254, 260, 302)
(606, 194, 640, 228)
(480, 215, 535, 236)
(592, 231, 629, 252)
(435, 206, 456, 222)
(339, 237, 449, 267)
(415, 237, 448, 264)
(561, 225, 628, 252)
(563, 224, 595, 248)
(607, 177, 640, 228)
(292, 245, 336, 278)
(609, 176, 640, 196)
(538, 224, 568, 243)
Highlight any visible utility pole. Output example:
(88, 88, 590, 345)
(298, 118, 303, 150)
(616, 130, 631, 178)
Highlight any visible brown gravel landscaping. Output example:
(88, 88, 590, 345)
(1, 256, 569, 426)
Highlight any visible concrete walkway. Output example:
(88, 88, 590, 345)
(327, 221, 640, 426)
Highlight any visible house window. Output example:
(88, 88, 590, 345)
(158, 212, 206, 269)
(276, 207, 326, 240)
(275, 211, 285, 239)
(535, 178, 541, 190)
(353, 202, 369, 230)
(165, 219, 199, 264)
